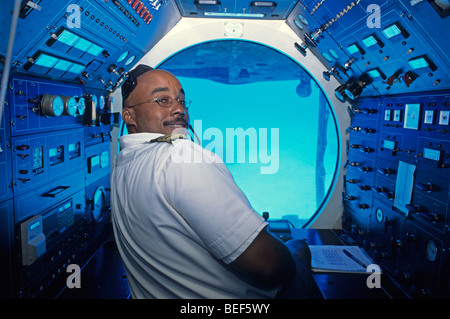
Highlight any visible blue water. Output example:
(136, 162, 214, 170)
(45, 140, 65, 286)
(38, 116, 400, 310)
(179, 77, 339, 227)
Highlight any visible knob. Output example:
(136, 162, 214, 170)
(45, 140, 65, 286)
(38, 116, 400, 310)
(416, 182, 437, 193)
(378, 168, 394, 176)
(361, 127, 376, 134)
(358, 166, 371, 173)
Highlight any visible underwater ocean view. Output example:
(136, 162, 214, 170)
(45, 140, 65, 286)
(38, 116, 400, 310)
(177, 75, 339, 227)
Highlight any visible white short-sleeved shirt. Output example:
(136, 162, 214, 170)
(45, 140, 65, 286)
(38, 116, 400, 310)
(111, 132, 279, 299)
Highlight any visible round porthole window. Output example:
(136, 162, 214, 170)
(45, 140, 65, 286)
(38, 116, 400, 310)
(153, 40, 340, 227)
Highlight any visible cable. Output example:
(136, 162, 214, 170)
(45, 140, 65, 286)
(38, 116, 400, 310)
(0, 0, 21, 144)
(310, 0, 326, 14)
(188, 124, 201, 145)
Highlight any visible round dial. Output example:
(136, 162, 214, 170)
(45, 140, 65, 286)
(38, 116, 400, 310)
(117, 51, 128, 63)
(91, 186, 106, 223)
(92, 94, 98, 109)
(125, 55, 136, 66)
(77, 97, 86, 115)
(41, 94, 64, 117)
(425, 240, 438, 262)
(62, 96, 78, 116)
(376, 208, 384, 223)
(224, 22, 243, 37)
(99, 95, 105, 110)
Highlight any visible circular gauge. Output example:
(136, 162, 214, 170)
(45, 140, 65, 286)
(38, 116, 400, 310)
(100, 151, 109, 168)
(425, 240, 438, 262)
(77, 97, 86, 115)
(376, 208, 384, 223)
(41, 94, 64, 117)
(61, 96, 78, 116)
(322, 51, 333, 63)
(329, 48, 339, 60)
(298, 14, 309, 25)
(224, 22, 243, 37)
(294, 19, 304, 30)
(99, 95, 105, 110)
(91, 186, 106, 223)
(92, 94, 98, 109)
(125, 55, 136, 66)
(117, 51, 128, 63)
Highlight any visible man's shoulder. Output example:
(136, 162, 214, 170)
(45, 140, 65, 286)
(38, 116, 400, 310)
(170, 139, 224, 166)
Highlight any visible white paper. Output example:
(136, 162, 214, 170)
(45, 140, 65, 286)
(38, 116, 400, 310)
(394, 161, 416, 214)
(309, 245, 374, 273)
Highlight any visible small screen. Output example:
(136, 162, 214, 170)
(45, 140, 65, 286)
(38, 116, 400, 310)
(53, 59, 72, 71)
(362, 35, 377, 47)
(57, 30, 79, 46)
(68, 63, 85, 74)
(408, 57, 429, 69)
(383, 140, 396, 150)
(382, 23, 401, 38)
(368, 68, 381, 78)
(74, 38, 93, 52)
(346, 44, 360, 55)
(423, 148, 441, 161)
(35, 54, 58, 68)
(87, 44, 103, 56)
(33, 146, 43, 174)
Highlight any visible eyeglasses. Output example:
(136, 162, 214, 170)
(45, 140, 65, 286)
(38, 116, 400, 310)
(127, 95, 191, 109)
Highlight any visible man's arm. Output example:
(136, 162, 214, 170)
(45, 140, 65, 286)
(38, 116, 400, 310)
(229, 228, 296, 288)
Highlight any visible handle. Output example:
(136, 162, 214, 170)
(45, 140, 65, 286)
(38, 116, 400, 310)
(42, 186, 70, 198)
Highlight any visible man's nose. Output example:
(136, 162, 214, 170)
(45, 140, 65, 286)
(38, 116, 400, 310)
(170, 99, 187, 116)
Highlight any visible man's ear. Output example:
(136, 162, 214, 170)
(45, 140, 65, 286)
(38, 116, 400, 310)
(122, 107, 136, 126)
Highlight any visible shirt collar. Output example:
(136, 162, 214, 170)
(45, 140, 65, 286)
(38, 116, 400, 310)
(118, 133, 164, 150)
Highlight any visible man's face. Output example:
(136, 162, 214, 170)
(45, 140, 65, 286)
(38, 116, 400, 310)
(122, 70, 190, 135)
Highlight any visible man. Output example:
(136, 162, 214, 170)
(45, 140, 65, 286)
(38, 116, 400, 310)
(111, 65, 315, 298)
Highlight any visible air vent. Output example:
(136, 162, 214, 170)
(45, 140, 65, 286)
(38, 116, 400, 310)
(249, 1, 277, 14)
(194, 0, 222, 12)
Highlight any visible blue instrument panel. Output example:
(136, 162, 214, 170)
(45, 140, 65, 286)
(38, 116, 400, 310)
(0, 0, 181, 91)
(286, 0, 450, 98)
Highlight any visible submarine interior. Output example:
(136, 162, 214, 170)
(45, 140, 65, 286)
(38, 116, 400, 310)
(0, 0, 449, 300)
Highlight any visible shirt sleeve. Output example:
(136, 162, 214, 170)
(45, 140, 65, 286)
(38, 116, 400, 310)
(159, 140, 268, 264)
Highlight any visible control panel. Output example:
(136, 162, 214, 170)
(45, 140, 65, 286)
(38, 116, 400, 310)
(343, 90, 450, 298)
(0, 72, 115, 298)
(0, 0, 182, 298)
(286, 0, 450, 98)
(1, 0, 181, 91)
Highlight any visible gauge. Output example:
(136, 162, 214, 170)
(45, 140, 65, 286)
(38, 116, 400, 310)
(92, 94, 98, 109)
(224, 22, 244, 37)
(329, 48, 339, 60)
(125, 55, 136, 66)
(91, 94, 98, 125)
(91, 186, 106, 223)
(41, 94, 64, 117)
(61, 95, 78, 116)
(294, 19, 303, 30)
(77, 97, 86, 115)
(322, 51, 333, 63)
(99, 95, 105, 110)
(425, 240, 438, 262)
(116, 51, 128, 63)
(298, 14, 309, 25)
(376, 208, 384, 223)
